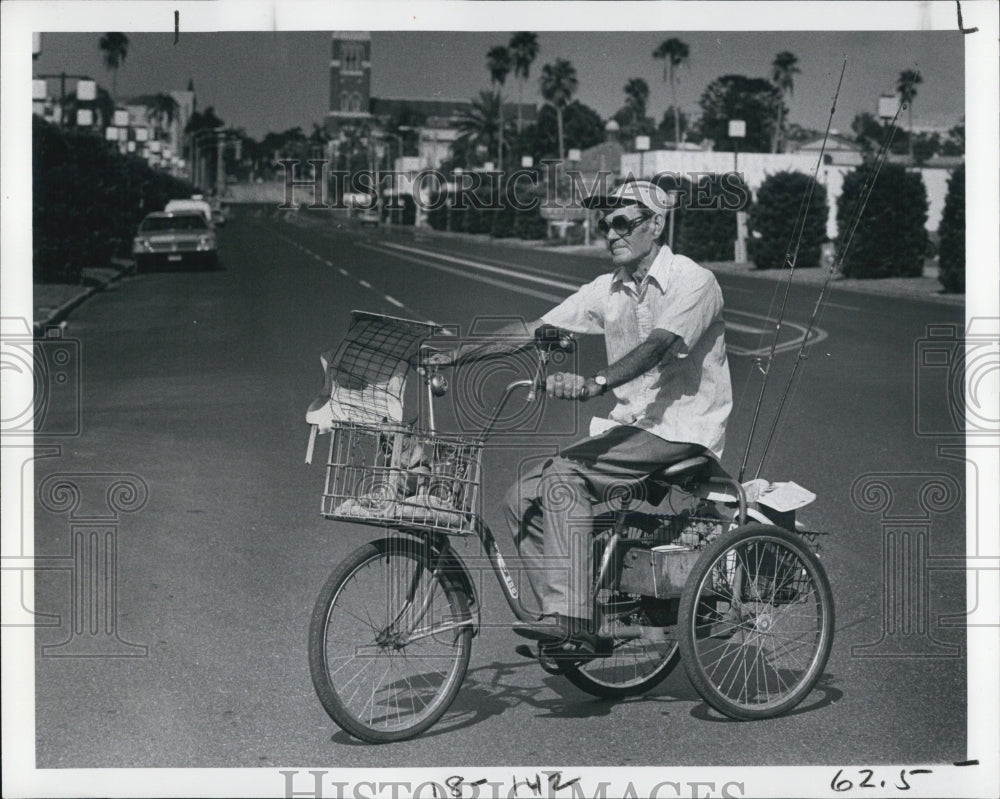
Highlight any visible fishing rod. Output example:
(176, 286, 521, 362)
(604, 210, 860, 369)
(737, 59, 847, 483)
(751, 93, 906, 480)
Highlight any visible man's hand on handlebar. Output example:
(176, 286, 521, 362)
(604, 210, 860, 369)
(546, 372, 601, 401)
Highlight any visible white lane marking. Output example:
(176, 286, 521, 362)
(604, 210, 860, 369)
(725, 320, 769, 335)
(825, 300, 861, 312)
(272, 229, 441, 324)
(378, 241, 579, 292)
(361, 243, 565, 303)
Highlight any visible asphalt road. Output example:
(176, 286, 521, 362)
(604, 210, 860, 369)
(32, 207, 968, 770)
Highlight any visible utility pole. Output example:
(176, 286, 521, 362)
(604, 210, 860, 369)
(216, 130, 225, 196)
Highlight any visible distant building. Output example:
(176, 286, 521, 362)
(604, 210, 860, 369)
(793, 134, 864, 166)
(326, 31, 373, 138)
(325, 31, 536, 170)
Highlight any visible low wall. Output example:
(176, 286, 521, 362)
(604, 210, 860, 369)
(223, 181, 288, 204)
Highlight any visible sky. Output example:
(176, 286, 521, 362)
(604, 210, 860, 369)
(31, 29, 964, 140)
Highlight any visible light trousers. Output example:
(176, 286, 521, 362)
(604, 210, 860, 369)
(502, 425, 704, 620)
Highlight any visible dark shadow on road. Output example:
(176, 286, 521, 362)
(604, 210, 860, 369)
(328, 657, 703, 745)
(687, 672, 843, 722)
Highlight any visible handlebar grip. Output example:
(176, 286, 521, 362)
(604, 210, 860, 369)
(534, 324, 576, 353)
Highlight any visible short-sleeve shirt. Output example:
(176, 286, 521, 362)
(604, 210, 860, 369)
(541, 244, 732, 458)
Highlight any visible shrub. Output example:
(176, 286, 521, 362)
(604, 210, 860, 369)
(836, 162, 928, 278)
(425, 198, 449, 231)
(676, 172, 749, 262)
(514, 207, 547, 240)
(33, 117, 196, 283)
(937, 164, 965, 293)
(652, 173, 692, 255)
(490, 204, 517, 238)
(748, 171, 828, 270)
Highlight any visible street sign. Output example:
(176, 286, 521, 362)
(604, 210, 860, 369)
(878, 95, 900, 121)
(76, 80, 96, 101)
(568, 148, 582, 162)
(521, 156, 534, 168)
(634, 136, 650, 151)
(728, 120, 746, 138)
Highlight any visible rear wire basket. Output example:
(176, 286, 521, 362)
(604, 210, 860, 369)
(322, 421, 484, 535)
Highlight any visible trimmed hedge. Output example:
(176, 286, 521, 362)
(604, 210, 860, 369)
(676, 172, 749, 263)
(748, 171, 828, 270)
(33, 116, 196, 283)
(423, 187, 547, 240)
(937, 164, 965, 293)
(836, 162, 928, 279)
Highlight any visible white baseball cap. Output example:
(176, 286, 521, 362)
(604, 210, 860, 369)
(583, 179, 675, 217)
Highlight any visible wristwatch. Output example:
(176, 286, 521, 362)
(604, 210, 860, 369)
(592, 374, 608, 395)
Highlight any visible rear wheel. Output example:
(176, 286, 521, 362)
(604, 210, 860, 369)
(678, 524, 834, 719)
(308, 536, 473, 742)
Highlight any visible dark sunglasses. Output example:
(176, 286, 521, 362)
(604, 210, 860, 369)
(597, 212, 653, 238)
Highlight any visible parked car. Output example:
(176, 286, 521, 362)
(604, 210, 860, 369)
(164, 196, 213, 226)
(133, 211, 218, 271)
(210, 197, 228, 227)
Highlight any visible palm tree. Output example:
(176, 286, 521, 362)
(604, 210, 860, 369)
(539, 58, 579, 164)
(770, 51, 800, 153)
(508, 32, 539, 134)
(896, 68, 923, 164)
(98, 33, 129, 103)
(146, 92, 179, 143)
(486, 45, 511, 168)
(652, 38, 689, 148)
(624, 77, 650, 120)
(454, 91, 503, 167)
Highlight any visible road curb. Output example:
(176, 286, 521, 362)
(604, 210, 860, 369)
(33, 259, 135, 337)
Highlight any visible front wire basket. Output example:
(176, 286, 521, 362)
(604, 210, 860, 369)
(322, 421, 484, 535)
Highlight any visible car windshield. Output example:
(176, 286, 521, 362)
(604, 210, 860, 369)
(140, 214, 208, 232)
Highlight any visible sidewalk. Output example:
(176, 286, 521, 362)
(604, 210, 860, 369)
(33, 258, 134, 335)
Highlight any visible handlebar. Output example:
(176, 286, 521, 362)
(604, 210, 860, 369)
(533, 324, 576, 354)
(417, 324, 580, 441)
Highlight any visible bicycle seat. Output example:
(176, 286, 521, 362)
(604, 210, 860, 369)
(631, 456, 710, 506)
(649, 455, 711, 483)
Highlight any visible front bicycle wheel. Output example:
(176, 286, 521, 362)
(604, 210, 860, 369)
(678, 524, 834, 720)
(308, 536, 473, 743)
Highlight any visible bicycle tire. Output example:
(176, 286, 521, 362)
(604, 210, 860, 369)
(564, 614, 681, 699)
(308, 536, 473, 743)
(678, 524, 834, 720)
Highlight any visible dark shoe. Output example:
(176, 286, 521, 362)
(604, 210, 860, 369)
(512, 614, 597, 653)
